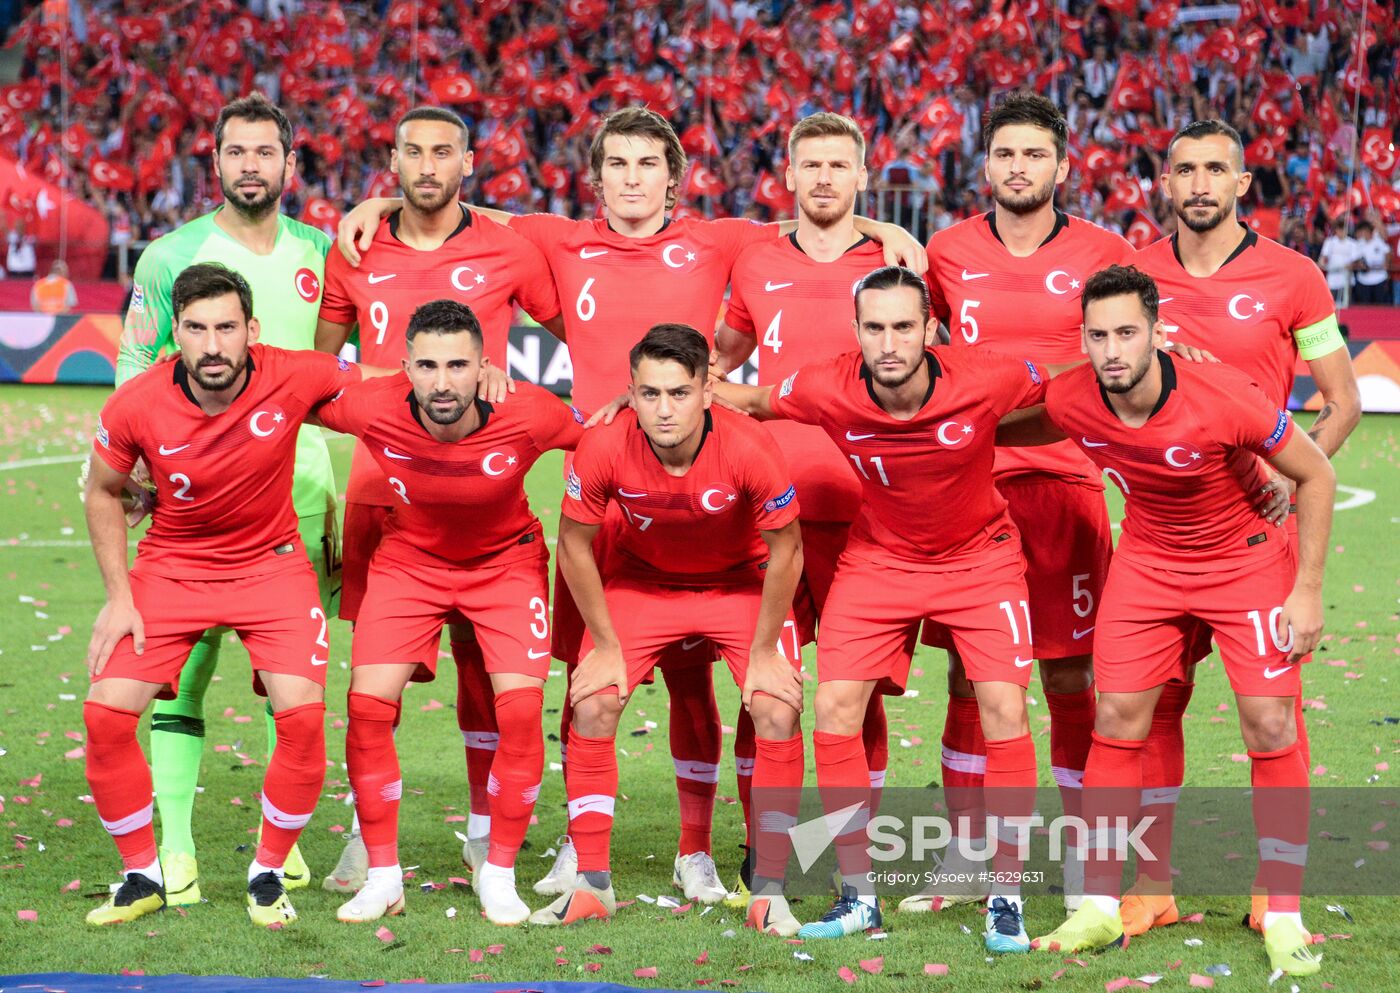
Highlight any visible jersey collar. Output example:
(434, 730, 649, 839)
(787, 230, 874, 255)
(1170, 225, 1256, 270)
(607, 217, 673, 237)
(173, 350, 256, 409)
(860, 350, 941, 409)
(987, 208, 1069, 248)
(388, 203, 473, 243)
(407, 389, 492, 437)
(1097, 348, 1177, 420)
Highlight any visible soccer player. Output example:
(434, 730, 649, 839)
(337, 106, 926, 903)
(312, 300, 584, 925)
(1012, 265, 1333, 978)
(1130, 119, 1361, 936)
(83, 263, 367, 927)
(712, 112, 889, 903)
(915, 93, 1133, 915)
(533, 324, 806, 933)
(315, 106, 562, 889)
(114, 93, 336, 903)
(716, 266, 1053, 952)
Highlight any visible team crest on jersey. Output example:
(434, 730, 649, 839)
(698, 482, 739, 514)
(96, 414, 110, 448)
(566, 467, 582, 500)
(1162, 443, 1202, 471)
(294, 267, 321, 303)
(480, 447, 520, 478)
(1225, 290, 1266, 324)
(248, 404, 287, 441)
(764, 485, 797, 513)
(337, 356, 351, 371)
(778, 372, 798, 399)
(1263, 409, 1289, 450)
(1043, 266, 1085, 297)
(451, 264, 488, 293)
(1024, 360, 1042, 385)
(570, 406, 585, 424)
(935, 418, 974, 448)
(129, 283, 145, 314)
(660, 243, 699, 272)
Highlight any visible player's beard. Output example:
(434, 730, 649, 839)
(1175, 195, 1233, 233)
(221, 172, 283, 221)
(992, 174, 1056, 216)
(870, 355, 922, 389)
(419, 390, 469, 425)
(185, 352, 248, 391)
(402, 176, 460, 214)
(800, 186, 855, 229)
(1097, 349, 1153, 394)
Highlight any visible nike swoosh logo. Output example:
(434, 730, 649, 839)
(1081, 438, 1109, 448)
(1263, 665, 1292, 679)
(579, 248, 608, 259)
(1014, 657, 1034, 667)
(617, 488, 647, 498)
(845, 431, 876, 441)
(1159, 297, 1174, 303)
(1072, 627, 1095, 640)
(311, 657, 328, 667)
(383, 447, 411, 460)
(367, 273, 397, 284)
(680, 638, 706, 650)
(961, 269, 990, 280)
(765, 281, 793, 291)
(527, 649, 550, 659)
(158, 444, 190, 455)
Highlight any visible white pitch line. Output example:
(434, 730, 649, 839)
(1335, 484, 1377, 512)
(0, 454, 88, 471)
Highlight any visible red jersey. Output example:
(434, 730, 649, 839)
(562, 406, 799, 588)
(93, 345, 360, 579)
(509, 214, 771, 414)
(320, 208, 561, 508)
(769, 348, 1050, 568)
(926, 210, 1132, 484)
(317, 376, 583, 568)
(1045, 353, 1295, 572)
(726, 234, 885, 522)
(1134, 229, 1339, 409)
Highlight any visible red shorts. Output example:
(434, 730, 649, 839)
(352, 547, 551, 683)
(1094, 547, 1302, 697)
(95, 565, 328, 699)
(577, 577, 801, 694)
(340, 501, 390, 622)
(921, 476, 1110, 658)
(792, 519, 852, 646)
(820, 544, 1035, 693)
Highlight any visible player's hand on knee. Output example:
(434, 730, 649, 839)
(477, 361, 515, 404)
(585, 391, 631, 428)
(743, 650, 805, 713)
(1279, 590, 1321, 663)
(87, 599, 144, 677)
(571, 645, 628, 706)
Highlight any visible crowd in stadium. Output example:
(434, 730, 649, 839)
(2, 0, 1398, 300)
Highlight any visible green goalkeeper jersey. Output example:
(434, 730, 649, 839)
(119, 209, 335, 518)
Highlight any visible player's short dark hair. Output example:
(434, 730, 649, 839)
(1081, 264, 1159, 324)
(629, 323, 709, 380)
(854, 265, 931, 324)
(396, 106, 470, 147)
(590, 107, 687, 210)
(983, 91, 1068, 161)
(171, 262, 253, 322)
(405, 299, 483, 350)
(216, 93, 292, 156)
(1166, 119, 1245, 169)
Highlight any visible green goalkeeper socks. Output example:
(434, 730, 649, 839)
(150, 630, 221, 856)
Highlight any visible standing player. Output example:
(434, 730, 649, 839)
(712, 112, 888, 903)
(313, 300, 584, 925)
(83, 263, 366, 926)
(315, 106, 564, 890)
(534, 324, 806, 934)
(716, 267, 1053, 952)
(1130, 120, 1360, 936)
(914, 93, 1133, 914)
(115, 93, 335, 902)
(337, 106, 927, 902)
(1014, 265, 1333, 978)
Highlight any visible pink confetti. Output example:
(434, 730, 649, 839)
(374, 926, 395, 943)
(420, 699, 444, 712)
(62, 879, 80, 892)
(19, 774, 41, 787)
(584, 963, 601, 973)
(1230, 753, 1248, 762)
(859, 957, 884, 974)
(55, 818, 73, 828)
(233, 715, 253, 724)
(486, 943, 503, 955)
(1367, 841, 1390, 851)
(1314, 765, 1328, 776)
(16, 909, 37, 921)
(924, 963, 949, 976)
(671, 902, 693, 914)
(65, 730, 83, 741)
(838, 966, 857, 984)
(328, 824, 345, 833)
(554, 958, 568, 966)
(469, 949, 484, 963)
(64, 747, 84, 759)
(633, 967, 658, 979)
(448, 876, 470, 886)
(1105, 980, 1134, 992)
(1377, 763, 1390, 772)
(1181, 912, 1204, 923)
(587, 944, 613, 955)
(694, 951, 710, 965)
(1189, 975, 1214, 988)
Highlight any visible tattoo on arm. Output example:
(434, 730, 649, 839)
(1307, 402, 1336, 444)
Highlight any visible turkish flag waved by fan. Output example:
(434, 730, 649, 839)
(301, 197, 342, 231)
(1361, 128, 1397, 178)
(753, 171, 792, 212)
(685, 163, 725, 199)
(482, 166, 529, 204)
(1108, 56, 1154, 113)
(1124, 211, 1162, 250)
(539, 162, 570, 195)
(429, 73, 478, 105)
(1104, 173, 1147, 212)
(0, 82, 43, 113)
(1372, 183, 1400, 222)
(89, 158, 136, 191)
(1245, 134, 1280, 167)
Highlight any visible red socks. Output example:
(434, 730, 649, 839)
(941, 695, 986, 841)
(84, 701, 157, 872)
(751, 733, 804, 880)
(813, 729, 871, 883)
(453, 639, 497, 822)
(256, 702, 326, 868)
(1136, 680, 1191, 885)
(1250, 740, 1310, 913)
(1082, 731, 1145, 898)
(565, 726, 618, 873)
(984, 733, 1037, 879)
(486, 687, 545, 868)
(662, 660, 721, 857)
(862, 695, 889, 813)
(1046, 688, 1095, 821)
(734, 708, 757, 847)
(346, 692, 403, 868)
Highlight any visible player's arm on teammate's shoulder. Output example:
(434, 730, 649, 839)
(713, 320, 758, 375)
(1264, 427, 1336, 662)
(744, 518, 807, 714)
(1301, 345, 1361, 457)
(710, 378, 778, 420)
(770, 215, 927, 274)
(994, 405, 1065, 447)
(84, 450, 145, 676)
(336, 197, 515, 265)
